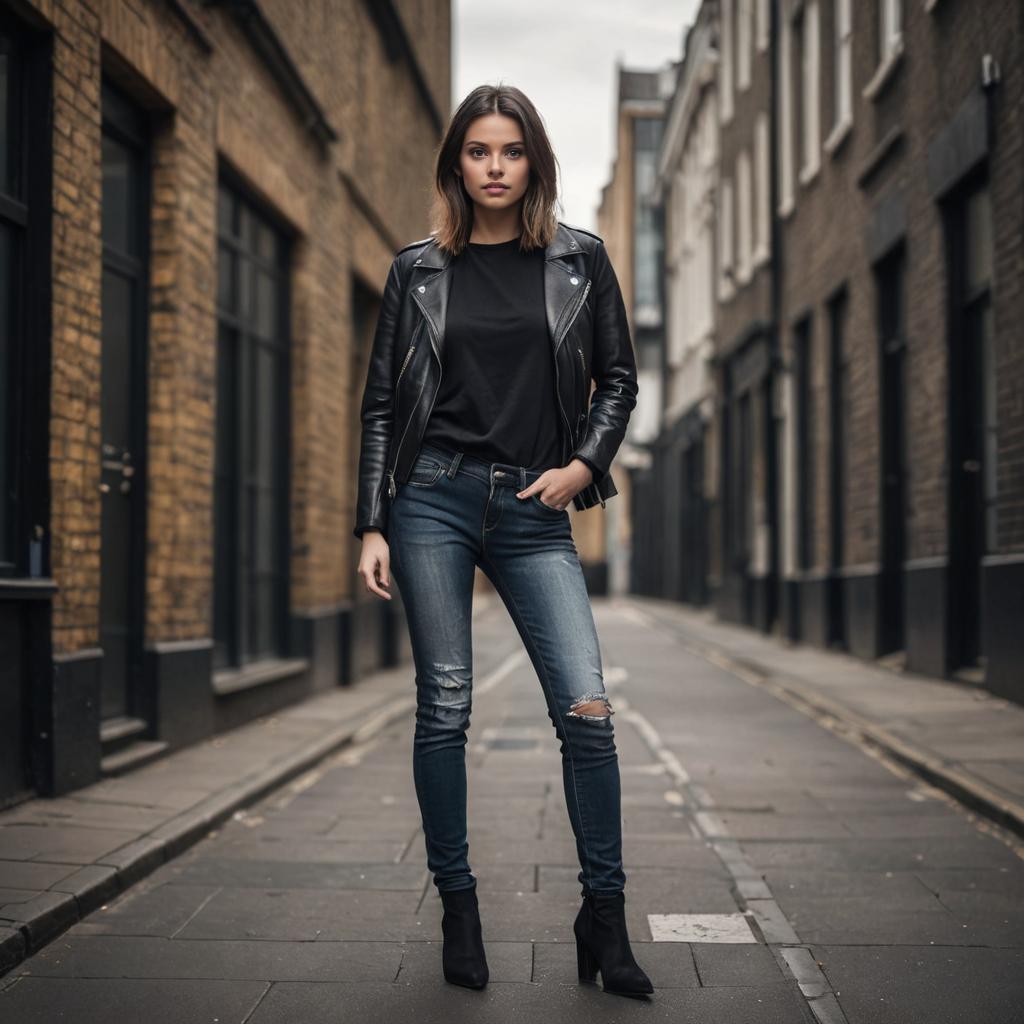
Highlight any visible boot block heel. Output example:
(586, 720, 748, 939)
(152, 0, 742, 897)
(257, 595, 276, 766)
(576, 936, 599, 982)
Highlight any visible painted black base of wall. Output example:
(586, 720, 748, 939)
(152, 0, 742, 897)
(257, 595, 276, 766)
(750, 574, 774, 633)
(290, 609, 344, 692)
(841, 567, 883, 659)
(904, 559, 949, 678)
(982, 554, 1024, 704)
(47, 648, 103, 796)
(796, 574, 831, 648)
(715, 573, 748, 627)
(780, 579, 800, 642)
(145, 639, 215, 750)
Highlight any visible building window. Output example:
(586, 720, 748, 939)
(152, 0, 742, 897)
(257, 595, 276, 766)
(754, 112, 770, 264)
(718, 175, 734, 300)
(756, 0, 770, 52)
(0, 15, 44, 578)
(826, 0, 853, 153)
(879, 0, 902, 61)
(736, 149, 752, 283)
(214, 179, 291, 669)
(720, 0, 734, 123)
(864, 0, 904, 99)
(633, 117, 664, 329)
(795, 316, 815, 571)
(777, 10, 795, 215)
(0, 25, 19, 571)
(797, 0, 821, 185)
(737, 0, 752, 91)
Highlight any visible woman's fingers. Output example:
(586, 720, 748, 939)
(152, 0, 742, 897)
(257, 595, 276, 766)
(358, 553, 392, 600)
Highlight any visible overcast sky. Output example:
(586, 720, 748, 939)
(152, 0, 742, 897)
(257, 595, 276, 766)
(452, 0, 701, 231)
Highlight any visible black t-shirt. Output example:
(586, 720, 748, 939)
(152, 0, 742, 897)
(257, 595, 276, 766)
(420, 236, 563, 471)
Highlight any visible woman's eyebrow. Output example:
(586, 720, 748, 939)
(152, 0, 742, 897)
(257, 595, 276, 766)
(464, 140, 525, 148)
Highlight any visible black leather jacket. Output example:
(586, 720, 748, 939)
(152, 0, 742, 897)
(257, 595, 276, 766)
(353, 220, 638, 541)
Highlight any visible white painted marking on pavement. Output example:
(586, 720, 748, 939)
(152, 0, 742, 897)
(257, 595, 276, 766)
(648, 913, 757, 943)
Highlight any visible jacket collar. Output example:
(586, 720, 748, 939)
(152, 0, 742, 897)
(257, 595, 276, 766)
(410, 220, 582, 270)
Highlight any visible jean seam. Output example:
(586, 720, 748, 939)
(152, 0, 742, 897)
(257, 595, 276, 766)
(478, 553, 598, 892)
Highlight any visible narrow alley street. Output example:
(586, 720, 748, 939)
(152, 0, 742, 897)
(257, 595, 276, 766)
(2, 597, 1022, 1023)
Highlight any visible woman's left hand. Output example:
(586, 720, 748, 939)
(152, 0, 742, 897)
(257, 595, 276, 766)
(515, 459, 593, 511)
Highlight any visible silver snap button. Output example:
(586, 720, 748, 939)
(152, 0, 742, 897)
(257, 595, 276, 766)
(570, 277, 579, 285)
(418, 285, 426, 292)
(415, 258, 422, 264)
(494, 470, 506, 477)
(570, 240, 577, 247)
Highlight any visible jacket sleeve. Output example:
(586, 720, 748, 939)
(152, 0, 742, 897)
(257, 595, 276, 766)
(569, 241, 639, 482)
(353, 255, 403, 542)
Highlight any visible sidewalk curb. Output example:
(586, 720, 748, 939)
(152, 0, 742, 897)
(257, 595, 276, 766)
(0, 689, 417, 978)
(633, 605, 1024, 845)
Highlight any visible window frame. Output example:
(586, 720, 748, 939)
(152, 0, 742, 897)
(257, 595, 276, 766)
(213, 172, 293, 671)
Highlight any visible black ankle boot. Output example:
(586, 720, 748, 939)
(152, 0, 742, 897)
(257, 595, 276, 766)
(573, 889, 654, 997)
(439, 883, 489, 989)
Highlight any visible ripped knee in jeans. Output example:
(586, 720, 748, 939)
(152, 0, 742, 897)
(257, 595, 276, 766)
(566, 692, 614, 722)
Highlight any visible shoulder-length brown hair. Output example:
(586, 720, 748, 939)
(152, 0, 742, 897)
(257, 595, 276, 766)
(429, 83, 562, 256)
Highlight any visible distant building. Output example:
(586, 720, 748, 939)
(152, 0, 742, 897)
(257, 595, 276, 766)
(0, 0, 451, 803)
(597, 62, 672, 597)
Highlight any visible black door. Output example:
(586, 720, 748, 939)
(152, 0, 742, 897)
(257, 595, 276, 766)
(99, 81, 150, 723)
(877, 248, 906, 655)
(946, 179, 993, 672)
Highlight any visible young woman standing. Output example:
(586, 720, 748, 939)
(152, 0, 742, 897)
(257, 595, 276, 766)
(354, 84, 651, 999)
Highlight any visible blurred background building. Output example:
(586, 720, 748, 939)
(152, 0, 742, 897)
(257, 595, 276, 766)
(1, 0, 450, 803)
(628, 0, 1023, 703)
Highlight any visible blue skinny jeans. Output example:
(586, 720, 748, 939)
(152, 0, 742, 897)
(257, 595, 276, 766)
(387, 441, 625, 896)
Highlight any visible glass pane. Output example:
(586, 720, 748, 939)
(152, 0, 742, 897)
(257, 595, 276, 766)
(255, 269, 277, 341)
(255, 221, 277, 263)
(965, 185, 992, 295)
(101, 132, 134, 254)
(217, 183, 235, 238)
(217, 243, 235, 314)
(0, 223, 11, 563)
(100, 269, 133, 450)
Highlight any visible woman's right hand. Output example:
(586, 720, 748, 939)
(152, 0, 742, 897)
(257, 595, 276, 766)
(357, 530, 392, 600)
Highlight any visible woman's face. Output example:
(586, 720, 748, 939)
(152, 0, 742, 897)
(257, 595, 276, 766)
(456, 113, 530, 212)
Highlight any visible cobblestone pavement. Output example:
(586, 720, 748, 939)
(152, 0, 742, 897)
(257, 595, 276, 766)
(2, 597, 1022, 1023)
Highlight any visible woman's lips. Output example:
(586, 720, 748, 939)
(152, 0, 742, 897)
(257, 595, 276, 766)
(484, 184, 508, 193)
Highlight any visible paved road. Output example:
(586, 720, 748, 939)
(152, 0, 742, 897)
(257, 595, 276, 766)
(2, 598, 1022, 1022)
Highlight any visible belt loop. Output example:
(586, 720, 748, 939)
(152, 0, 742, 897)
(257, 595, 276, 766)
(446, 452, 463, 479)
(519, 466, 526, 491)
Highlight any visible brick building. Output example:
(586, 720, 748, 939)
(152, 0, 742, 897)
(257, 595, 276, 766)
(0, 0, 451, 804)
(773, 0, 1023, 698)
(644, 0, 1022, 700)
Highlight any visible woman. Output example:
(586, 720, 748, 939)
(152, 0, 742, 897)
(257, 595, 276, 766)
(353, 84, 651, 999)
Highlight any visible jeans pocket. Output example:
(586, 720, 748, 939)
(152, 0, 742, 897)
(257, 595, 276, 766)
(406, 455, 445, 487)
(531, 493, 566, 514)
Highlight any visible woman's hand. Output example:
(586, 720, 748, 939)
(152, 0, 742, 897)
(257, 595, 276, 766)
(357, 531, 392, 600)
(515, 458, 593, 510)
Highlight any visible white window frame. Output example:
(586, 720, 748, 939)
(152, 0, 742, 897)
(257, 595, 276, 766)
(778, 9, 795, 216)
(756, 0, 770, 52)
(825, 0, 853, 154)
(718, 176, 735, 300)
(864, 0, 904, 100)
(720, 0, 735, 124)
(737, 0, 752, 91)
(736, 150, 752, 283)
(798, 0, 821, 186)
(754, 112, 770, 265)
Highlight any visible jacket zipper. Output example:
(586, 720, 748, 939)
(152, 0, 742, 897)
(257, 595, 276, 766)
(556, 278, 604, 508)
(387, 316, 441, 499)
